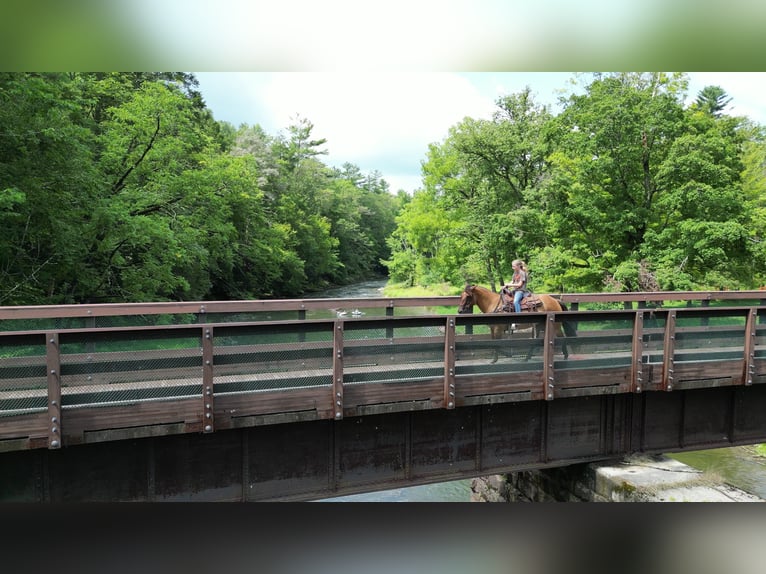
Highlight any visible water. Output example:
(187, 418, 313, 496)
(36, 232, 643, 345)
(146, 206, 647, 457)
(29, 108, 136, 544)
(320, 479, 474, 502)
(313, 279, 766, 502)
(307, 278, 389, 300)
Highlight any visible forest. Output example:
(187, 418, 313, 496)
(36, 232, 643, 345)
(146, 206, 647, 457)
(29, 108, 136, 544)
(0, 72, 403, 305)
(385, 72, 766, 295)
(2, 72, 765, 306)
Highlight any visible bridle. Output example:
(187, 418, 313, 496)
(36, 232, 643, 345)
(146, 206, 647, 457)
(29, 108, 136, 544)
(457, 286, 475, 314)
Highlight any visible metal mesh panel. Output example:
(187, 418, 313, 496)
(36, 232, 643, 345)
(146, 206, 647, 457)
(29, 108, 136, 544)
(455, 317, 544, 375)
(203, 311, 305, 324)
(562, 316, 635, 370)
(214, 328, 334, 392)
(0, 338, 47, 416)
(673, 313, 745, 363)
(94, 314, 200, 328)
(343, 323, 445, 384)
(1, 317, 91, 332)
(756, 315, 766, 360)
(643, 314, 667, 363)
(59, 334, 203, 408)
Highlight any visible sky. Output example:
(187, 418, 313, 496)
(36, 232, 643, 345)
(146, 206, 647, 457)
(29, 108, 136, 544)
(195, 72, 766, 195)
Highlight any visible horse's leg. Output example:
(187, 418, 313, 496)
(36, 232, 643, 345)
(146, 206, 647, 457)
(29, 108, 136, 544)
(522, 312, 537, 362)
(523, 322, 536, 362)
(490, 325, 500, 364)
(558, 324, 569, 359)
(490, 323, 516, 364)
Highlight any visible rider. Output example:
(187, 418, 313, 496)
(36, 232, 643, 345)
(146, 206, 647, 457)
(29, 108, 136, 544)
(505, 259, 528, 313)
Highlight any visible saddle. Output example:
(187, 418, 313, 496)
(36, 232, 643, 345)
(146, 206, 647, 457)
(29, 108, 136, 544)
(500, 288, 541, 313)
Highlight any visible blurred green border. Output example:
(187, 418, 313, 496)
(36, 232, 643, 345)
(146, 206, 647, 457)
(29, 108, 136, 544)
(1, 0, 764, 71)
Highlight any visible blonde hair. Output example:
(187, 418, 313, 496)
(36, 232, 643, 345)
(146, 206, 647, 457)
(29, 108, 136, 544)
(512, 259, 527, 271)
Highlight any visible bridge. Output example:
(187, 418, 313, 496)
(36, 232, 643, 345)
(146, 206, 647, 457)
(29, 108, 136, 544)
(2, 290, 766, 501)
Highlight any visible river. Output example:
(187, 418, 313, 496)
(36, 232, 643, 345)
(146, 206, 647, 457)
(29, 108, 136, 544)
(312, 279, 766, 502)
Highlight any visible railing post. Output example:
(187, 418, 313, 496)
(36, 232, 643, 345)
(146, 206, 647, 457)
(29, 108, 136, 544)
(46, 332, 62, 449)
(444, 317, 456, 409)
(542, 313, 556, 400)
(298, 306, 306, 343)
(386, 302, 394, 339)
(202, 326, 214, 432)
(662, 310, 677, 391)
(631, 312, 645, 393)
(743, 308, 757, 386)
(333, 320, 344, 420)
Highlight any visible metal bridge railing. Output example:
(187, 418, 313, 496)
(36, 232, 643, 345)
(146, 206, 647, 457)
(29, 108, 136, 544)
(1, 293, 765, 453)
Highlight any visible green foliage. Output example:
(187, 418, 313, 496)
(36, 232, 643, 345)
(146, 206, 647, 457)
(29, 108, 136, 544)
(693, 85, 733, 118)
(5, 72, 765, 304)
(385, 72, 766, 294)
(0, 73, 401, 304)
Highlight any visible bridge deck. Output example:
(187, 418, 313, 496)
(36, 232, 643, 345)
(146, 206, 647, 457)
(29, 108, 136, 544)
(3, 292, 766, 500)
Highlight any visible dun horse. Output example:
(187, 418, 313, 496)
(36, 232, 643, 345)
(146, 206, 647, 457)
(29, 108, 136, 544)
(457, 284, 576, 360)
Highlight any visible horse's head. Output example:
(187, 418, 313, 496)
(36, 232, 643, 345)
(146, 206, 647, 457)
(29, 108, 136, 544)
(457, 284, 475, 314)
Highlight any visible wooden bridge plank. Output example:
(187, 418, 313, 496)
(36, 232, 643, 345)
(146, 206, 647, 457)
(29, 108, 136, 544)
(61, 397, 201, 445)
(0, 411, 48, 443)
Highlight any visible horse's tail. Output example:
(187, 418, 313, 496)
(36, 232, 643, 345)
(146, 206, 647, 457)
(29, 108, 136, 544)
(557, 300, 578, 337)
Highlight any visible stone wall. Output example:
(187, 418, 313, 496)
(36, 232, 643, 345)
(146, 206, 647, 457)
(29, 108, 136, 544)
(471, 455, 763, 502)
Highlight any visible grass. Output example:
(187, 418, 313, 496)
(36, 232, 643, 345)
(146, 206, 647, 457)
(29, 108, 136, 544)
(382, 282, 462, 298)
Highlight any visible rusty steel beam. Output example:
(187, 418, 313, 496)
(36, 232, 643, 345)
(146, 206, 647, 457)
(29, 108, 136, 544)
(662, 310, 677, 392)
(3, 385, 766, 501)
(46, 332, 61, 450)
(202, 326, 214, 433)
(743, 308, 757, 386)
(443, 316, 456, 410)
(631, 311, 645, 394)
(332, 319, 344, 420)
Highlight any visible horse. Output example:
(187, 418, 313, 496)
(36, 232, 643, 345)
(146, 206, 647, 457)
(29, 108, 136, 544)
(456, 284, 576, 361)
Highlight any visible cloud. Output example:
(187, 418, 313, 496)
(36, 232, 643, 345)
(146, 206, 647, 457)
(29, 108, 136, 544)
(256, 73, 497, 189)
(197, 71, 766, 195)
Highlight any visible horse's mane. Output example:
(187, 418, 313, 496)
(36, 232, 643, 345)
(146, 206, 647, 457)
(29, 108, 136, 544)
(470, 284, 494, 294)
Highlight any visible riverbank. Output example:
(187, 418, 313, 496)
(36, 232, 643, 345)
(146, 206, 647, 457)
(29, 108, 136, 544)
(380, 282, 461, 298)
(471, 455, 763, 502)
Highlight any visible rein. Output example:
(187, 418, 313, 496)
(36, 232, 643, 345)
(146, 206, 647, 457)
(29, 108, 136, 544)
(490, 297, 504, 314)
(463, 286, 505, 314)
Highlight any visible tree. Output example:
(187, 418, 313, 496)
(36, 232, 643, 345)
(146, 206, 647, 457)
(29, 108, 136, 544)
(541, 73, 690, 290)
(383, 187, 468, 286)
(0, 73, 98, 304)
(320, 168, 399, 282)
(401, 87, 553, 289)
(694, 85, 733, 118)
(0, 74, 405, 304)
(388, 72, 763, 294)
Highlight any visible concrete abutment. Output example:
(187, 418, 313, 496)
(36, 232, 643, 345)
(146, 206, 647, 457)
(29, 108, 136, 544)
(470, 455, 763, 502)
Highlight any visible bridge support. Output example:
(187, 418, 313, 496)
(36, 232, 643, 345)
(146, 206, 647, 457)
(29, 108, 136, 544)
(471, 454, 762, 502)
(2, 385, 766, 501)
